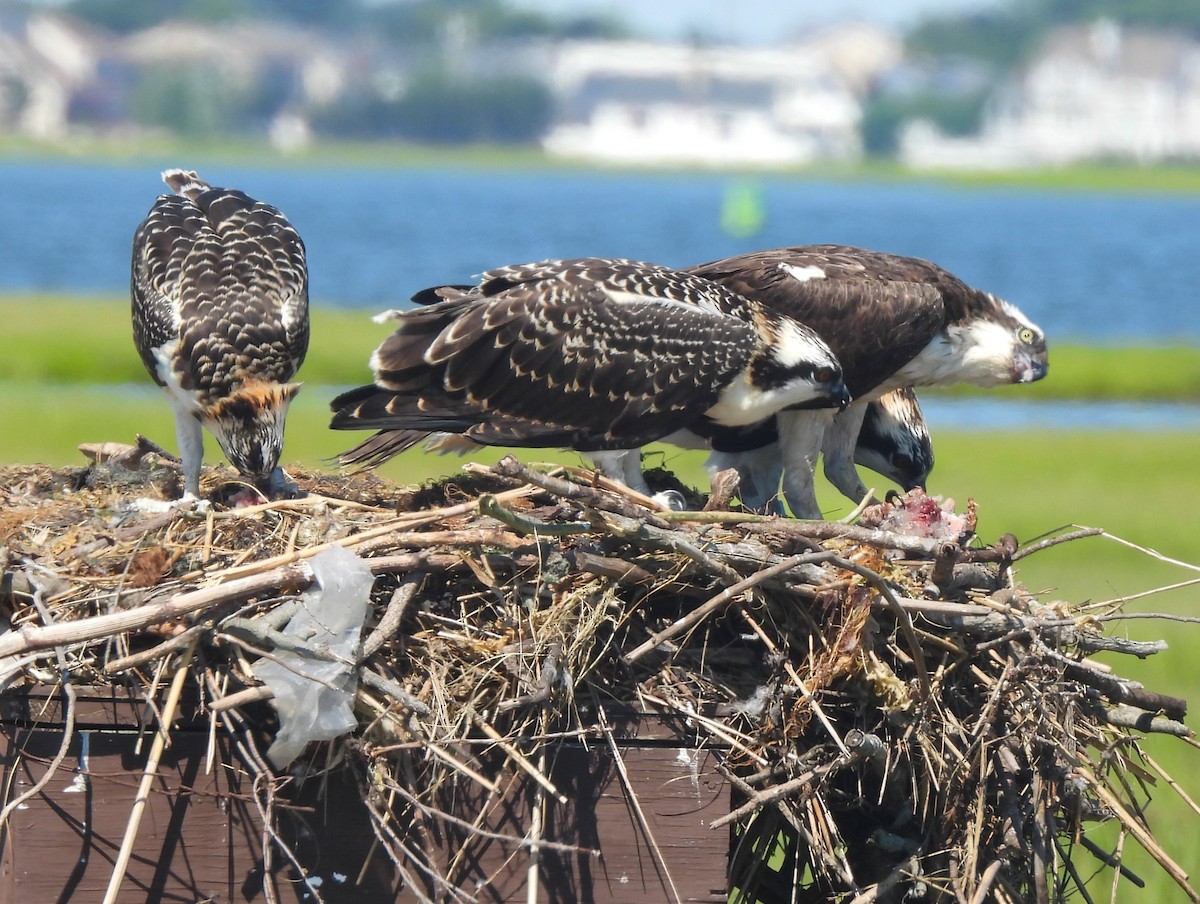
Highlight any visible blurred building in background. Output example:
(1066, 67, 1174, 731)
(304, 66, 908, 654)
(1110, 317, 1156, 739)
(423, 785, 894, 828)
(540, 25, 899, 167)
(902, 20, 1200, 167)
(2, 5, 1200, 170)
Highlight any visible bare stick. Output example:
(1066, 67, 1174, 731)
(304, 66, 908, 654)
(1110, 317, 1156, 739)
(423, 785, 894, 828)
(526, 744, 546, 904)
(969, 860, 1004, 904)
(361, 572, 423, 660)
(709, 754, 854, 830)
(1099, 705, 1194, 738)
(625, 552, 831, 662)
(1142, 752, 1200, 818)
(1074, 765, 1200, 902)
(0, 563, 312, 658)
(104, 624, 209, 674)
(472, 714, 568, 805)
(206, 484, 537, 582)
(846, 856, 920, 904)
(0, 553, 463, 660)
(838, 488, 877, 524)
(1099, 530, 1200, 574)
(490, 455, 672, 524)
(102, 641, 196, 904)
(1012, 527, 1105, 561)
(479, 494, 591, 536)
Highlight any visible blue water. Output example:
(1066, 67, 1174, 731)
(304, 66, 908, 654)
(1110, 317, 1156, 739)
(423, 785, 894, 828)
(4, 160, 1200, 342)
(923, 398, 1200, 431)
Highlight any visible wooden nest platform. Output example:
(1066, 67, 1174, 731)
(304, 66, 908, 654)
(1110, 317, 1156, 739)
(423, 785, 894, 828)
(0, 449, 1197, 903)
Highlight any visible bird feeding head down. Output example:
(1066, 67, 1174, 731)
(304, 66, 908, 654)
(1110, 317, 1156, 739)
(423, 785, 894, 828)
(132, 168, 310, 502)
(202, 382, 301, 495)
(854, 389, 934, 491)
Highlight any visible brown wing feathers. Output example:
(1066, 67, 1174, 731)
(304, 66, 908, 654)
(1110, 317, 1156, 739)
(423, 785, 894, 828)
(687, 245, 964, 397)
(331, 260, 761, 456)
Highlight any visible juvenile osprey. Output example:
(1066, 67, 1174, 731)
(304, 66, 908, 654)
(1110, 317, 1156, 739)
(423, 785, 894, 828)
(854, 388, 934, 491)
(688, 245, 1047, 518)
(132, 169, 309, 500)
(706, 387, 933, 511)
(330, 257, 849, 494)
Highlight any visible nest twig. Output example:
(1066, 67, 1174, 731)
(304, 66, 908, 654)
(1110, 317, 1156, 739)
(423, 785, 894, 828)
(0, 453, 1197, 903)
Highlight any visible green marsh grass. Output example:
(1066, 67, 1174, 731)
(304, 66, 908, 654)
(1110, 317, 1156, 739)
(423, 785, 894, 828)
(4, 294, 1199, 401)
(7, 135, 1200, 195)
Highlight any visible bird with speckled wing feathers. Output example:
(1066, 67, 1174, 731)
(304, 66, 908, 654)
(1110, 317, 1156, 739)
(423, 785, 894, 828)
(688, 245, 1047, 518)
(329, 257, 850, 499)
(131, 169, 309, 502)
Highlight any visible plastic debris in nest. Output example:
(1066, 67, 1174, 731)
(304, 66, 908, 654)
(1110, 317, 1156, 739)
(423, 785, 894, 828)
(252, 545, 374, 768)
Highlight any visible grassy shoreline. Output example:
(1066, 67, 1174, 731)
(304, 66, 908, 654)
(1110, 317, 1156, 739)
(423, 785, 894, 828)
(5, 294, 1199, 401)
(6, 136, 1200, 195)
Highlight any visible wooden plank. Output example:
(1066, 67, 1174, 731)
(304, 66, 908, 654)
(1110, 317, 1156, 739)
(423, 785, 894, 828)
(1, 683, 208, 730)
(407, 741, 730, 903)
(0, 724, 399, 903)
(1, 696, 732, 902)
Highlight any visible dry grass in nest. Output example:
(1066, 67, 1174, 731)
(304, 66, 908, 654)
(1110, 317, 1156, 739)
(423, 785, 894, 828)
(0, 448, 1197, 903)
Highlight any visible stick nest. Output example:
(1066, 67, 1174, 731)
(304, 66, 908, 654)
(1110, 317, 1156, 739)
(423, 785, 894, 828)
(0, 449, 1196, 903)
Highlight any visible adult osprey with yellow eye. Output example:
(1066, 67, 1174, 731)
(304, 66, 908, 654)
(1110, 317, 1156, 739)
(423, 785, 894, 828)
(329, 257, 850, 494)
(131, 169, 309, 501)
(687, 245, 1047, 518)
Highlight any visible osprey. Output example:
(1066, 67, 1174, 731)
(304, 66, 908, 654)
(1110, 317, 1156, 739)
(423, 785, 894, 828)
(131, 169, 309, 500)
(854, 388, 934, 492)
(687, 245, 1047, 518)
(330, 257, 849, 495)
(706, 387, 933, 511)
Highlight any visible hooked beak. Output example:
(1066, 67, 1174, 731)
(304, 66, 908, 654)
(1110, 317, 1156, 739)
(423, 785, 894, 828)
(827, 378, 852, 411)
(786, 379, 852, 411)
(1013, 352, 1048, 384)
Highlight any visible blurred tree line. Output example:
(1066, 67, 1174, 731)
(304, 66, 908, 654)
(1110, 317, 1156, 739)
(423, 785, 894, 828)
(52, 0, 626, 144)
(14, 0, 1200, 151)
(59, 0, 624, 40)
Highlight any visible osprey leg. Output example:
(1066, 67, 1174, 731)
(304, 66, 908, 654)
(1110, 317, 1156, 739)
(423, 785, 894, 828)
(174, 407, 205, 499)
(587, 449, 650, 495)
(777, 409, 835, 520)
(822, 404, 872, 506)
(707, 442, 784, 513)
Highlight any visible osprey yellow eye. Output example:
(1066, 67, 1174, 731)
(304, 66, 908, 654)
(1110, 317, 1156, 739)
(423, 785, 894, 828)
(1018, 327, 1036, 344)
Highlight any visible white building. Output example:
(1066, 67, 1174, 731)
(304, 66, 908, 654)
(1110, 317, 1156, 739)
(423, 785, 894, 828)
(0, 14, 104, 140)
(541, 29, 897, 168)
(902, 20, 1200, 169)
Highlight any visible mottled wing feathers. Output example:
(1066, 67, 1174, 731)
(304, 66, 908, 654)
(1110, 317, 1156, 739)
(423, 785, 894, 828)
(468, 258, 752, 319)
(331, 258, 761, 454)
(688, 245, 977, 396)
(131, 177, 309, 403)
